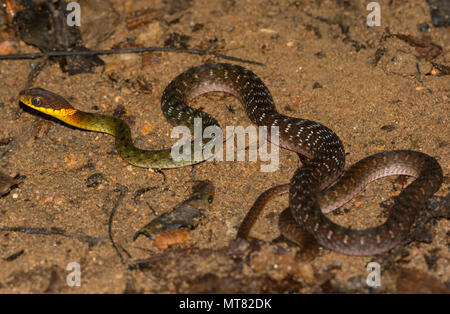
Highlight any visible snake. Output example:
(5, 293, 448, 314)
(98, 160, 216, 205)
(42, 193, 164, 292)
(19, 85, 220, 169)
(19, 63, 443, 256)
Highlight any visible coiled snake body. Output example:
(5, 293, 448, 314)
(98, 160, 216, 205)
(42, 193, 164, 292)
(20, 63, 443, 256)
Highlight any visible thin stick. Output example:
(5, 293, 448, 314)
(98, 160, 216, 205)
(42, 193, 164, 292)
(0, 46, 265, 66)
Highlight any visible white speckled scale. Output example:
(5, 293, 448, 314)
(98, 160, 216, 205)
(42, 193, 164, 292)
(162, 63, 443, 256)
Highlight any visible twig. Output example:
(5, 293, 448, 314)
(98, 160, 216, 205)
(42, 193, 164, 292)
(0, 226, 107, 246)
(107, 185, 132, 264)
(0, 46, 265, 66)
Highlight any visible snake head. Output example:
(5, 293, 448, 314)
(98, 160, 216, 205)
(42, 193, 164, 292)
(19, 88, 76, 119)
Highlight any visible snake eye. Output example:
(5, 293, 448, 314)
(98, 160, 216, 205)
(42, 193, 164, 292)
(32, 97, 41, 106)
(207, 195, 213, 203)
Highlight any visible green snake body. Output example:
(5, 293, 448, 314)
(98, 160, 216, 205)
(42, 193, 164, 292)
(19, 86, 219, 169)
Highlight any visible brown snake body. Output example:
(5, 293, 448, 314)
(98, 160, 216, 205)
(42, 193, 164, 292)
(22, 63, 443, 256)
(163, 63, 443, 256)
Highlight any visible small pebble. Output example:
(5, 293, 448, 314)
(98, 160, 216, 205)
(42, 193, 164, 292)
(312, 82, 323, 89)
(418, 22, 431, 32)
(86, 173, 105, 188)
(380, 124, 396, 132)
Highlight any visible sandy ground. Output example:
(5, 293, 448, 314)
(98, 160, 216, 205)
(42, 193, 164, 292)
(0, 0, 448, 293)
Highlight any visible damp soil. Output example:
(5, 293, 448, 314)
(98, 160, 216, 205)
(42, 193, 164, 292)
(0, 0, 448, 293)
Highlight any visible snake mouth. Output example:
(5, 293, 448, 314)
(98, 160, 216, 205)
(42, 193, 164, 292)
(18, 94, 30, 106)
(19, 98, 36, 112)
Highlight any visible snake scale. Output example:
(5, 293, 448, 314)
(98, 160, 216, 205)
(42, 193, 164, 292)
(19, 63, 443, 256)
